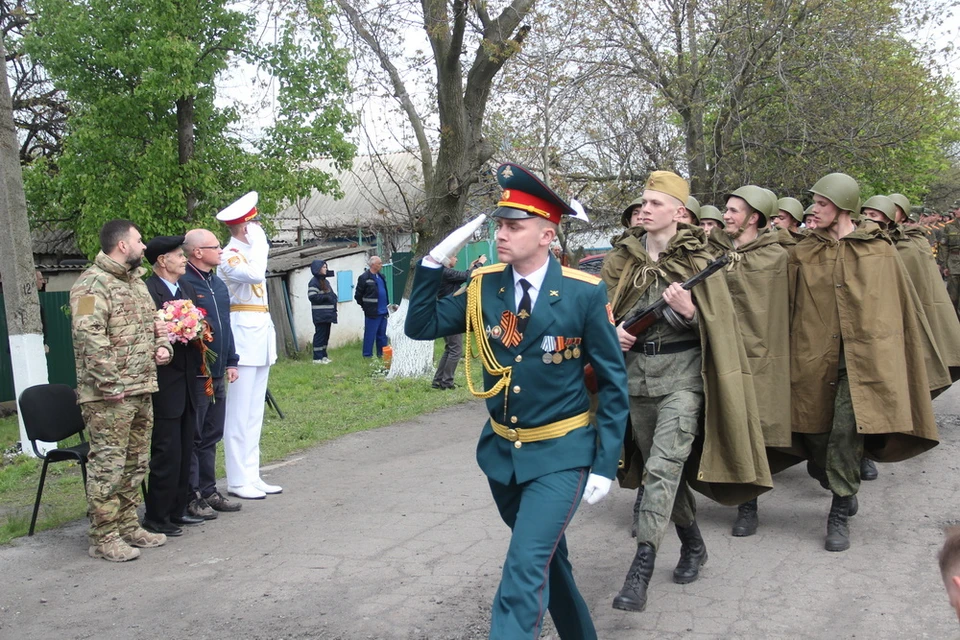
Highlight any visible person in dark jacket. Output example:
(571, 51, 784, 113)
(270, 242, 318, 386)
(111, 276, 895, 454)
(142, 236, 204, 537)
(354, 255, 390, 358)
(180, 228, 242, 516)
(308, 259, 338, 364)
(431, 254, 483, 389)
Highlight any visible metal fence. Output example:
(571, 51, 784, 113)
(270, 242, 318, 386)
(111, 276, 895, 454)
(0, 292, 77, 402)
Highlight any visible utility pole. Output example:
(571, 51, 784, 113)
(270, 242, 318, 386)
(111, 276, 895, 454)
(0, 36, 50, 455)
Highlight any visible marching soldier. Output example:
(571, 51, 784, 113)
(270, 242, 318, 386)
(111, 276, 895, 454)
(217, 192, 283, 500)
(405, 163, 628, 639)
(708, 186, 791, 537)
(603, 171, 771, 613)
(789, 173, 941, 552)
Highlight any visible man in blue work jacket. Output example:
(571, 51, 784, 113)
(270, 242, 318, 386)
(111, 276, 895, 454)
(405, 163, 629, 639)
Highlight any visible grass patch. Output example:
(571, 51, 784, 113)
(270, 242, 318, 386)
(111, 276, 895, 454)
(0, 338, 481, 544)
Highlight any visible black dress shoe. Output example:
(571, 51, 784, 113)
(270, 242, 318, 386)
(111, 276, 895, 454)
(171, 514, 205, 526)
(142, 518, 183, 537)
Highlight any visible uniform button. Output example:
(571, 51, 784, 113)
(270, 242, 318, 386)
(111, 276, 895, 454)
(513, 385, 521, 394)
(832, 334, 838, 339)
(836, 284, 842, 288)
(829, 382, 836, 387)
(514, 441, 522, 449)
(515, 355, 523, 363)
(510, 416, 518, 424)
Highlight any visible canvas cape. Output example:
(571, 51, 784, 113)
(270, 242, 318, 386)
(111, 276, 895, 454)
(890, 225, 960, 384)
(601, 223, 772, 505)
(787, 222, 940, 462)
(707, 228, 791, 447)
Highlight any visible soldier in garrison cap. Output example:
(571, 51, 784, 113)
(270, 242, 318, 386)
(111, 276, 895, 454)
(788, 174, 941, 552)
(141, 235, 208, 537)
(405, 163, 628, 639)
(70, 220, 173, 561)
(603, 171, 770, 613)
(707, 186, 790, 538)
(216, 192, 282, 500)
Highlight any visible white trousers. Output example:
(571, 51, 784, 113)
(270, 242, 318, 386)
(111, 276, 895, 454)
(224, 364, 270, 488)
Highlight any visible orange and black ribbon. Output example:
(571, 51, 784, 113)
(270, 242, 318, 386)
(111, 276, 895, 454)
(499, 310, 522, 348)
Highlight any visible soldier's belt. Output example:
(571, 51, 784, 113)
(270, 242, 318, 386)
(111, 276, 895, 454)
(630, 339, 700, 355)
(231, 304, 269, 312)
(490, 411, 591, 444)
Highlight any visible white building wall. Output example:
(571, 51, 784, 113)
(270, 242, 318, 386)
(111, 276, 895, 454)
(287, 252, 371, 351)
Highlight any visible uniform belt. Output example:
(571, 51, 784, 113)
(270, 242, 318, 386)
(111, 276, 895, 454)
(490, 411, 590, 445)
(231, 304, 269, 312)
(630, 339, 700, 356)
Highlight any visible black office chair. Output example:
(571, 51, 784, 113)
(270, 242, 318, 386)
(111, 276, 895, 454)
(18, 384, 90, 536)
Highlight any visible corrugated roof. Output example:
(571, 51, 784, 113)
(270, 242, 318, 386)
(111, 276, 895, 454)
(274, 152, 424, 242)
(266, 243, 370, 275)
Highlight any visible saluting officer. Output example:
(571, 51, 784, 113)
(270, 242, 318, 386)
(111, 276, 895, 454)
(405, 163, 628, 639)
(216, 192, 283, 500)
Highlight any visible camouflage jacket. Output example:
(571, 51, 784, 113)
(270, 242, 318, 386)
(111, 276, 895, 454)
(70, 252, 170, 402)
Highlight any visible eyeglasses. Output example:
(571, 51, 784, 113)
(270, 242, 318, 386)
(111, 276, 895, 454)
(199, 245, 221, 250)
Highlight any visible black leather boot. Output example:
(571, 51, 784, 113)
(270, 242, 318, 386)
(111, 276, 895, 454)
(673, 521, 708, 584)
(612, 543, 656, 612)
(860, 457, 878, 481)
(630, 486, 644, 538)
(849, 494, 859, 517)
(731, 498, 759, 537)
(825, 493, 851, 552)
(806, 460, 830, 491)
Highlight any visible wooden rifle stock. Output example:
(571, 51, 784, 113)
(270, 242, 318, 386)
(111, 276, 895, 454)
(583, 254, 730, 393)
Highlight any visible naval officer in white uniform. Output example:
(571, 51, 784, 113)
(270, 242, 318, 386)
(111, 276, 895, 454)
(216, 192, 282, 499)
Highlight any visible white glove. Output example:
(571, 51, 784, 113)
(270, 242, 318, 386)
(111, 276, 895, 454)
(245, 222, 269, 262)
(582, 473, 612, 505)
(428, 215, 486, 265)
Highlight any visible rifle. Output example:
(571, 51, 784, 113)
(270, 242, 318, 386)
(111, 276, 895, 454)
(584, 254, 730, 393)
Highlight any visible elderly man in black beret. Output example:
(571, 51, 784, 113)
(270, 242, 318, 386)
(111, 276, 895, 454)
(142, 235, 206, 537)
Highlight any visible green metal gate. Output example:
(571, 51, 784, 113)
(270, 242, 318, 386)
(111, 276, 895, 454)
(0, 292, 77, 402)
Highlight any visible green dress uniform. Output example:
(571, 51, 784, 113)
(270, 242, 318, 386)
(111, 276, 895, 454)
(405, 163, 628, 640)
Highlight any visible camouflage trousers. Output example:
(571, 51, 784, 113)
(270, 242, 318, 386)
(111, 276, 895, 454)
(629, 390, 702, 551)
(947, 275, 960, 319)
(802, 370, 863, 497)
(80, 395, 153, 545)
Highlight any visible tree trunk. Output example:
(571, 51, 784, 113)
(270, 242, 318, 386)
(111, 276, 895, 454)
(0, 37, 51, 455)
(176, 96, 197, 220)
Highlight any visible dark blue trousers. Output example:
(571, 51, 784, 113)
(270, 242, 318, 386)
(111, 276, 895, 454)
(362, 314, 388, 357)
(487, 468, 596, 640)
(313, 322, 332, 360)
(190, 375, 226, 499)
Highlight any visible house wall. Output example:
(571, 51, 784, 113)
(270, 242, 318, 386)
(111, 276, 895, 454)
(43, 271, 82, 292)
(286, 251, 371, 351)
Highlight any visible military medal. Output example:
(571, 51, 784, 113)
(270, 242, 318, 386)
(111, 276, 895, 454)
(564, 349, 572, 359)
(490, 325, 503, 341)
(542, 353, 553, 364)
(541, 336, 558, 364)
(552, 352, 563, 364)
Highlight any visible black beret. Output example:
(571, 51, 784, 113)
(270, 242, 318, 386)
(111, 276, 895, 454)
(145, 235, 185, 265)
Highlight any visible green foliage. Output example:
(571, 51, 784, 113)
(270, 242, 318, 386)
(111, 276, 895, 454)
(23, 0, 355, 256)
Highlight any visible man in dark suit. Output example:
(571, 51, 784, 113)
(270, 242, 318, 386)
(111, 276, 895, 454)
(405, 163, 629, 639)
(142, 236, 205, 536)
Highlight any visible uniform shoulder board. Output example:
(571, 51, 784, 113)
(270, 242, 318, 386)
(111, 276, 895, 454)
(562, 266, 601, 285)
(472, 263, 507, 276)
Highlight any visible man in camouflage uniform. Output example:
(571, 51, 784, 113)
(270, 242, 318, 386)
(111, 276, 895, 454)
(71, 220, 173, 561)
(939, 202, 960, 316)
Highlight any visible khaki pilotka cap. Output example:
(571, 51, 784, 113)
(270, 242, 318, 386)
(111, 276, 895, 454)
(645, 170, 690, 205)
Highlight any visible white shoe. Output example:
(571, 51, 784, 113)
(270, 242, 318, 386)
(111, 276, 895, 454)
(321, 357, 332, 364)
(252, 478, 283, 494)
(313, 359, 324, 364)
(227, 484, 267, 500)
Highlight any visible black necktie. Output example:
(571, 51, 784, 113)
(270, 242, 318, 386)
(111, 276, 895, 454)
(517, 279, 532, 334)
(173, 286, 182, 299)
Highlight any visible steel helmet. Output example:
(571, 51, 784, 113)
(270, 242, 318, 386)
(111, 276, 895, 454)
(861, 195, 897, 223)
(620, 196, 644, 228)
(778, 197, 804, 222)
(686, 196, 701, 223)
(698, 205, 723, 223)
(725, 185, 772, 227)
(759, 188, 778, 228)
(887, 193, 911, 222)
(809, 173, 860, 213)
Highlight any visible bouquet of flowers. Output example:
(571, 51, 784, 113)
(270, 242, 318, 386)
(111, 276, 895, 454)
(158, 299, 218, 398)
